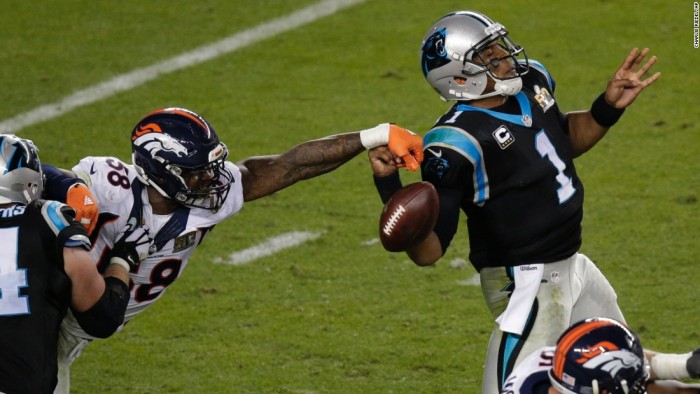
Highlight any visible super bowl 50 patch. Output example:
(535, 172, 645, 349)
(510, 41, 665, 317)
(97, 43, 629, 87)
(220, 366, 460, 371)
(534, 85, 555, 112)
(173, 231, 197, 252)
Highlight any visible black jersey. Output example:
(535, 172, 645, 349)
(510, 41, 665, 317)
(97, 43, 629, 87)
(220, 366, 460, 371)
(0, 200, 89, 394)
(422, 60, 583, 271)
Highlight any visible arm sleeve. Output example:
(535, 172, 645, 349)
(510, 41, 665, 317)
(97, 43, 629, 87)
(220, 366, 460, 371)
(431, 187, 462, 254)
(42, 164, 85, 201)
(373, 172, 403, 204)
(421, 149, 467, 255)
(72, 277, 129, 338)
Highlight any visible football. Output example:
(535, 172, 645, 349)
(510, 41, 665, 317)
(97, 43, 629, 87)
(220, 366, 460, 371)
(379, 182, 439, 252)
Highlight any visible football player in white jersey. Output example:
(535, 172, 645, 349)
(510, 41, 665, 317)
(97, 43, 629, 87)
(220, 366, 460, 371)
(501, 317, 700, 394)
(41, 107, 424, 393)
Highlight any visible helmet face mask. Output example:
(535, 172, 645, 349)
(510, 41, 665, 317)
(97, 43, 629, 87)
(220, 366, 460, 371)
(420, 11, 529, 101)
(549, 318, 650, 394)
(166, 154, 232, 210)
(0, 134, 44, 205)
(131, 108, 232, 211)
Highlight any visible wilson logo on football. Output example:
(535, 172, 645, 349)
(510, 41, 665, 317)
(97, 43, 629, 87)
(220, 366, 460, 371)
(132, 122, 162, 141)
(133, 133, 189, 158)
(382, 205, 406, 236)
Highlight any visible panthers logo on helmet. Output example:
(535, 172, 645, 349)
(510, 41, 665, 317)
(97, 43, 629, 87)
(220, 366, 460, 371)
(421, 28, 451, 77)
(133, 132, 189, 158)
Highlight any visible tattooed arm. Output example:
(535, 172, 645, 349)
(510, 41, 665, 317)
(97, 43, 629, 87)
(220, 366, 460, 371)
(237, 124, 423, 202)
(237, 133, 366, 202)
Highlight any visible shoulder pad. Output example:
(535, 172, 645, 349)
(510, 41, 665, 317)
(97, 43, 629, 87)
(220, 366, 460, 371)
(524, 59, 555, 92)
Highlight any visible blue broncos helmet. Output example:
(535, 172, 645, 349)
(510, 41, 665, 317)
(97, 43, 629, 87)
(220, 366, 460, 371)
(549, 317, 650, 394)
(420, 11, 529, 101)
(0, 134, 43, 204)
(131, 108, 232, 211)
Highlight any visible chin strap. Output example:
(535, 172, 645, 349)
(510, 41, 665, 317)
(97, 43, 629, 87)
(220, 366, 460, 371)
(494, 77, 523, 96)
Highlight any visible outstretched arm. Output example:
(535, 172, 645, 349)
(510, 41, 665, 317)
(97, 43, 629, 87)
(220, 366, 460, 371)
(238, 125, 423, 201)
(567, 47, 661, 157)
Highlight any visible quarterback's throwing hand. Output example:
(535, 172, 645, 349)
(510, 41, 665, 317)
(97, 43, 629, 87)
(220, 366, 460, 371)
(387, 125, 423, 171)
(66, 183, 98, 235)
(605, 47, 661, 109)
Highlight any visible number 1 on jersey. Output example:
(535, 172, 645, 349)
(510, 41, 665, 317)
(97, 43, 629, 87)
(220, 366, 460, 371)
(535, 131, 576, 204)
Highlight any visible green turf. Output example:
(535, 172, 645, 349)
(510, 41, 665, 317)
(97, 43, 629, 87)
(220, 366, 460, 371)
(2, 0, 698, 392)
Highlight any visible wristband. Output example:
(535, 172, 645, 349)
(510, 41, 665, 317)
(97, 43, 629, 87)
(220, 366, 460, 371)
(590, 93, 625, 127)
(650, 352, 693, 379)
(109, 257, 131, 273)
(360, 124, 390, 149)
(374, 172, 403, 204)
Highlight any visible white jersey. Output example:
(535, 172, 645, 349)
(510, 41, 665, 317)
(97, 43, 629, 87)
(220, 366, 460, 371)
(501, 346, 554, 394)
(61, 156, 244, 339)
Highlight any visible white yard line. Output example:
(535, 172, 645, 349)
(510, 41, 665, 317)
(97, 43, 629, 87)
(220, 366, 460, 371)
(215, 231, 324, 266)
(0, 0, 366, 133)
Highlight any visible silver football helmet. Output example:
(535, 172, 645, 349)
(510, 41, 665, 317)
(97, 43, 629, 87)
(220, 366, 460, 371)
(0, 134, 43, 204)
(420, 11, 529, 101)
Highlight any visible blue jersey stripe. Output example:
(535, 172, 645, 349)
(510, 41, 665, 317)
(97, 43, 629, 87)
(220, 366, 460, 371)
(424, 127, 489, 204)
(456, 91, 532, 127)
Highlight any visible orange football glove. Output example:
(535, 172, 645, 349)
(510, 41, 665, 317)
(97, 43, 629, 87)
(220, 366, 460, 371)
(66, 183, 98, 235)
(387, 125, 424, 171)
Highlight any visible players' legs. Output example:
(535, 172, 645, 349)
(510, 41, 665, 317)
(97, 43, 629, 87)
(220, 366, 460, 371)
(481, 255, 592, 394)
(568, 252, 625, 324)
(54, 321, 92, 394)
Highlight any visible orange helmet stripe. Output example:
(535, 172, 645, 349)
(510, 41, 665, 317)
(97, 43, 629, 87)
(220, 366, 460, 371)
(131, 122, 162, 141)
(552, 320, 616, 377)
(146, 108, 211, 136)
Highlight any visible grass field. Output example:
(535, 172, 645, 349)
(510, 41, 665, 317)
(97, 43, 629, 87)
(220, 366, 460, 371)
(2, 0, 698, 392)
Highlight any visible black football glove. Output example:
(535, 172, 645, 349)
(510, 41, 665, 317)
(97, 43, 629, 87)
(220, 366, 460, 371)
(110, 219, 151, 272)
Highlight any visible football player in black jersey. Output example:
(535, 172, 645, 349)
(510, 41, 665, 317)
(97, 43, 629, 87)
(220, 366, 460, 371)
(369, 10, 663, 393)
(0, 134, 135, 394)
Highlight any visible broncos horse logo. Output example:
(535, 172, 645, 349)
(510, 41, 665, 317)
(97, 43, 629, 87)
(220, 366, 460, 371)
(582, 348, 643, 376)
(421, 28, 451, 77)
(133, 132, 189, 158)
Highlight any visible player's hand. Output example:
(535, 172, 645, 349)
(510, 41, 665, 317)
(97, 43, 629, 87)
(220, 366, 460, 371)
(605, 47, 661, 109)
(387, 125, 423, 171)
(368, 146, 400, 177)
(66, 183, 98, 235)
(110, 220, 152, 272)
